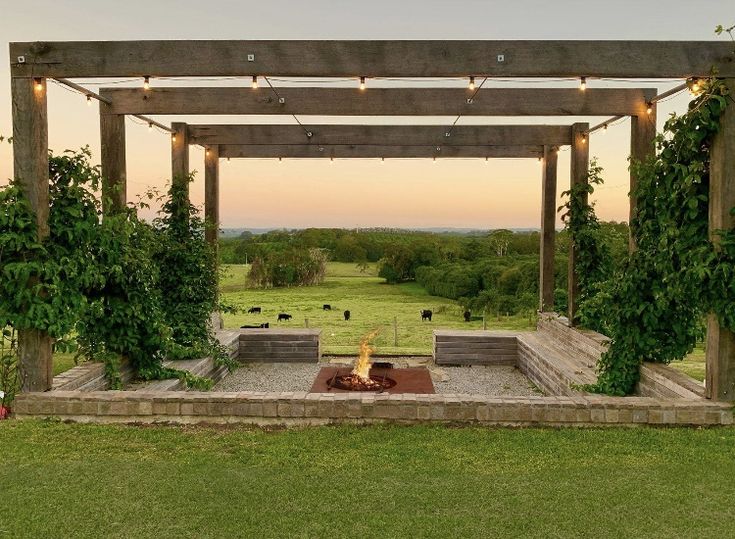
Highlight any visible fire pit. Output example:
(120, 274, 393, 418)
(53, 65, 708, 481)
(327, 371, 397, 392)
(310, 330, 435, 394)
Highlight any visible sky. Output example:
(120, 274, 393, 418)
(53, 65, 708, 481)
(0, 0, 731, 230)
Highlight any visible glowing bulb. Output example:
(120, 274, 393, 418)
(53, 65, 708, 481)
(279, 157, 283, 163)
(206, 149, 211, 157)
(468, 76, 475, 91)
(603, 124, 608, 132)
(86, 95, 92, 106)
(646, 103, 653, 115)
(381, 157, 385, 163)
(227, 157, 231, 162)
(580, 77, 586, 91)
(143, 76, 150, 91)
(433, 156, 437, 163)
(581, 134, 587, 144)
(252, 75, 258, 89)
(330, 157, 334, 163)
(691, 80, 701, 94)
(172, 134, 177, 143)
(359, 76, 366, 91)
(485, 157, 489, 163)
(34, 78, 43, 92)
(148, 122, 153, 131)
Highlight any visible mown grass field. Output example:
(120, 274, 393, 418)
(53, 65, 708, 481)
(1, 420, 734, 539)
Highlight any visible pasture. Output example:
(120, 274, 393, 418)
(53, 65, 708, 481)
(220, 262, 535, 356)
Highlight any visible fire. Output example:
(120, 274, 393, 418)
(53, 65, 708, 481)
(351, 330, 379, 381)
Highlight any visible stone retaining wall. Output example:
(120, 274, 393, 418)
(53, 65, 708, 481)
(12, 390, 733, 426)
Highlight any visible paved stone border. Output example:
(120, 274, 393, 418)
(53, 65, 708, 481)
(12, 390, 733, 426)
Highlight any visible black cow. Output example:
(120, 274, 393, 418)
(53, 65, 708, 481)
(240, 323, 269, 329)
(247, 307, 262, 314)
(323, 304, 332, 311)
(277, 313, 292, 322)
(421, 309, 433, 322)
(463, 310, 472, 322)
(343, 310, 351, 321)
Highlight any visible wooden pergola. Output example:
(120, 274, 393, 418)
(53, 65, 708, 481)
(9, 40, 735, 401)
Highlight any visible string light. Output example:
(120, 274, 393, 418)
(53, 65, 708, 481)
(381, 157, 385, 163)
(172, 133, 177, 143)
(148, 122, 153, 131)
(690, 79, 701, 94)
(603, 123, 608, 132)
(252, 76, 259, 89)
(227, 157, 231, 163)
(279, 157, 283, 163)
(359, 76, 366, 91)
(581, 133, 587, 144)
(330, 157, 334, 163)
(485, 157, 489, 163)
(86, 95, 92, 106)
(468, 76, 475, 90)
(433, 156, 437, 163)
(206, 149, 211, 157)
(579, 77, 586, 91)
(34, 78, 43, 92)
(143, 76, 150, 90)
(646, 102, 653, 115)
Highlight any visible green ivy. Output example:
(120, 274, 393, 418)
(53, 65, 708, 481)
(585, 79, 734, 395)
(559, 158, 614, 329)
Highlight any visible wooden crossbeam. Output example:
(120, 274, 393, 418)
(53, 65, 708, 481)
(218, 145, 544, 159)
(188, 124, 572, 146)
(98, 87, 656, 117)
(9, 40, 735, 78)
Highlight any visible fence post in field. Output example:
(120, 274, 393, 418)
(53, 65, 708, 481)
(305, 318, 309, 328)
(483, 315, 487, 330)
(393, 317, 398, 346)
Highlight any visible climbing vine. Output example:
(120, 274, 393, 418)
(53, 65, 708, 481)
(584, 78, 734, 395)
(0, 149, 234, 396)
(559, 159, 614, 330)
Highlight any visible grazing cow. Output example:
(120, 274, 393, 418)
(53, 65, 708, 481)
(463, 310, 472, 322)
(323, 304, 332, 311)
(343, 310, 351, 321)
(277, 313, 292, 322)
(421, 309, 433, 322)
(240, 323, 270, 329)
(247, 307, 262, 314)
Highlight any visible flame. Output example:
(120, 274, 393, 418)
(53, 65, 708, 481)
(351, 330, 379, 381)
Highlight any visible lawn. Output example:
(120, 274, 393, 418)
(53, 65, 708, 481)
(220, 262, 535, 355)
(1, 420, 734, 538)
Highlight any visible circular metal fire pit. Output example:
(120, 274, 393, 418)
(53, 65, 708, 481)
(328, 373, 397, 392)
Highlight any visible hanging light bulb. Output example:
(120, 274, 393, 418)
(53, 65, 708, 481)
(251, 75, 258, 89)
(143, 76, 150, 91)
(646, 102, 653, 115)
(86, 95, 92, 106)
(330, 157, 334, 164)
(603, 123, 608, 133)
(206, 148, 211, 157)
(538, 156, 543, 162)
(381, 157, 385, 163)
(279, 157, 283, 163)
(468, 76, 475, 91)
(690, 79, 701, 94)
(579, 77, 586, 91)
(433, 156, 437, 163)
(172, 133, 177, 143)
(227, 157, 231, 163)
(34, 78, 43, 92)
(148, 122, 153, 132)
(581, 133, 587, 144)
(485, 157, 489, 164)
(359, 76, 366, 91)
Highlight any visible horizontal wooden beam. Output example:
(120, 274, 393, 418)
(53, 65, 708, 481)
(98, 87, 656, 117)
(218, 145, 544, 159)
(10, 41, 735, 78)
(188, 124, 572, 146)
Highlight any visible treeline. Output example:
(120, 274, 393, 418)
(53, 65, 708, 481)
(248, 248, 328, 288)
(220, 224, 629, 313)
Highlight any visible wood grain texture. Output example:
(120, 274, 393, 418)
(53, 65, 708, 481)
(706, 78, 735, 401)
(188, 124, 572, 146)
(567, 123, 590, 325)
(99, 87, 656, 116)
(204, 146, 219, 254)
(10, 40, 735, 78)
(629, 101, 657, 250)
(11, 77, 53, 392)
(218, 144, 543, 159)
(171, 122, 189, 193)
(540, 146, 558, 311)
(99, 107, 126, 214)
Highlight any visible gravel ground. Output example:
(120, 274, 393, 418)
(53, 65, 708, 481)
(215, 360, 541, 396)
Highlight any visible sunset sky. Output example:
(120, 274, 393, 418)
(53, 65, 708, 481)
(0, 1, 730, 229)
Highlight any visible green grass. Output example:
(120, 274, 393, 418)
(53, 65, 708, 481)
(1, 421, 734, 539)
(673, 344, 706, 382)
(221, 263, 535, 355)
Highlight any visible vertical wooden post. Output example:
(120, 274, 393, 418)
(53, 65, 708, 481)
(539, 145, 558, 312)
(629, 102, 657, 250)
(99, 105, 127, 214)
(171, 122, 189, 193)
(393, 317, 398, 347)
(568, 123, 590, 324)
(204, 146, 220, 249)
(11, 76, 53, 392)
(706, 78, 735, 402)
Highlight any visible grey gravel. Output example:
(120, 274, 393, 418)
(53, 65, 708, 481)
(215, 362, 323, 393)
(215, 359, 541, 396)
(430, 365, 542, 396)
